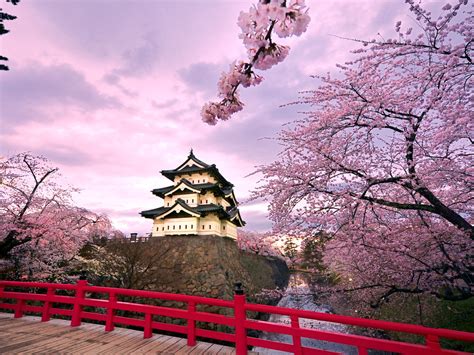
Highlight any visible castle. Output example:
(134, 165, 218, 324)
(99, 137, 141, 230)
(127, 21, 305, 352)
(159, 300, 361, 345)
(140, 150, 245, 239)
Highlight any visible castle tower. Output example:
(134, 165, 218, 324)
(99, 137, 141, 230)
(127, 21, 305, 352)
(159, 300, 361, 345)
(140, 150, 245, 239)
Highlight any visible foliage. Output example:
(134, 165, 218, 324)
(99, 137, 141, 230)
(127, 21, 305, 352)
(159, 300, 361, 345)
(0, 0, 20, 71)
(300, 231, 331, 272)
(202, 0, 310, 124)
(237, 229, 282, 258)
(0, 153, 114, 280)
(77, 238, 173, 290)
(253, 0, 473, 305)
(282, 236, 299, 264)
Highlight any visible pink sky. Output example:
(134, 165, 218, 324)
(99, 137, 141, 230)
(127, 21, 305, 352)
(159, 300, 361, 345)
(0, 0, 427, 235)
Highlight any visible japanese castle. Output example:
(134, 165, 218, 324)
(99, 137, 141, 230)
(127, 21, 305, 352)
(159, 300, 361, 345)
(140, 150, 245, 239)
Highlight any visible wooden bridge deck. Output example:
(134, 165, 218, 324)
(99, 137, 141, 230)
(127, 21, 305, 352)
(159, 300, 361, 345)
(0, 313, 244, 354)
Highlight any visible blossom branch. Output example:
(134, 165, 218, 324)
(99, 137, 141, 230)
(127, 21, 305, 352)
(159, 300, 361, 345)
(201, 0, 310, 125)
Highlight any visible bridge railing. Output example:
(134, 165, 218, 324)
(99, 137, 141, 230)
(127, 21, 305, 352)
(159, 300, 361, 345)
(0, 279, 473, 354)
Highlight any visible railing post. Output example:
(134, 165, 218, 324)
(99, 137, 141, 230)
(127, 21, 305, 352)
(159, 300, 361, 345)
(234, 282, 247, 355)
(14, 298, 25, 318)
(105, 292, 116, 332)
(41, 287, 55, 322)
(290, 315, 303, 355)
(71, 277, 88, 327)
(144, 313, 153, 339)
(426, 334, 443, 354)
(187, 301, 196, 346)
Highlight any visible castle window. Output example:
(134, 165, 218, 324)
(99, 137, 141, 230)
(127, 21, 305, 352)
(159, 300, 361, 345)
(162, 227, 165, 231)
(157, 227, 159, 231)
(223, 226, 226, 230)
(192, 199, 194, 203)
(202, 225, 205, 230)
(186, 199, 188, 203)
(206, 200, 208, 204)
(173, 225, 175, 230)
(179, 225, 181, 229)
(167, 203, 170, 206)
(191, 225, 193, 229)
(209, 225, 211, 229)
(167, 226, 170, 230)
(185, 225, 187, 229)
(198, 180, 200, 183)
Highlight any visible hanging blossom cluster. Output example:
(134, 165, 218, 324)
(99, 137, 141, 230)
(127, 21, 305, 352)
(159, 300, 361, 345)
(201, 0, 310, 125)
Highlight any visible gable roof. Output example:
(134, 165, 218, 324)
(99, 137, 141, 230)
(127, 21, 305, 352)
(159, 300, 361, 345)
(152, 180, 237, 207)
(163, 179, 201, 196)
(160, 150, 233, 187)
(140, 199, 200, 220)
(175, 149, 210, 171)
(140, 200, 245, 226)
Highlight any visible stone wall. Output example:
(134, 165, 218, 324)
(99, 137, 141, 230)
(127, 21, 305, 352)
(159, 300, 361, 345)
(145, 234, 289, 301)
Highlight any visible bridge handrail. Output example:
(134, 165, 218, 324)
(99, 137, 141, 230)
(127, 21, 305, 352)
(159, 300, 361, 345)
(245, 302, 474, 342)
(0, 279, 473, 355)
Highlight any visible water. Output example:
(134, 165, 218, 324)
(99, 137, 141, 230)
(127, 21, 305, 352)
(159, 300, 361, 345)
(253, 273, 357, 354)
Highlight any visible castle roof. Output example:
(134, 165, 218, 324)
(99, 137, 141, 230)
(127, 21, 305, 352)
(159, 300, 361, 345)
(160, 150, 233, 187)
(151, 178, 237, 205)
(140, 199, 245, 226)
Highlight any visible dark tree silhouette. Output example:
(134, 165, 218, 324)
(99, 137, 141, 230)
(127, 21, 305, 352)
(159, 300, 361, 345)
(1, 0, 20, 71)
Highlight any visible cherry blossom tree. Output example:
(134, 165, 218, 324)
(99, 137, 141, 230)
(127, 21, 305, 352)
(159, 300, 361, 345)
(201, 0, 310, 125)
(237, 229, 282, 257)
(253, 1, 473, 304)
(0, 153, 113, 279)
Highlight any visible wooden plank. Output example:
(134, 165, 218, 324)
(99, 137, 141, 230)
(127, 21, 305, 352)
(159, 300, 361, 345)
(0, 313, 239, 355)
(80, 328, 144, 354)
(69, 328, 135, 353)
(161, 337, 189, 353)
(177, 340, 215, 354)
(201, 343, 226, 354)
(126, 334, 175, 354)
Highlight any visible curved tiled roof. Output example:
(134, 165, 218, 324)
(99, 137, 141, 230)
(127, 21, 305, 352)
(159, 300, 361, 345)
(152, 179, 238, 205)
(140, 199, 245, 226)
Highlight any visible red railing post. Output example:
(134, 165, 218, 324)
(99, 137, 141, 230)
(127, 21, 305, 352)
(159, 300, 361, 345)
(41, 287, 55, 322)
(187, 301, 196, 346)
(234, 282, 247, 355)
(71, 278, 87, 327)
(144, 313, 153, 339)
(426, 334, 443, 354)
(105, 292, 116, 332)
(290, 315, 303, 355)
(14, 298, 25, 318)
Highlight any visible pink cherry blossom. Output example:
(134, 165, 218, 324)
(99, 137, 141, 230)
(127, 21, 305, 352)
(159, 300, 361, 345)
(202, 0, 310, 125)
(0, 153, 116, 280)
(252, 1, 473, 305)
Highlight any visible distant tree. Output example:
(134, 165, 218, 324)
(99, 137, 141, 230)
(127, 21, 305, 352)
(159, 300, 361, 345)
(78, 239, 173, 290)
(300, 232, 331, 272)
(253, 1, 473, 305)
(0, 153, 113, 279)
(1, 0, 20, 71)
(237, 229, 282, 257)
(282, 236, 299, 264)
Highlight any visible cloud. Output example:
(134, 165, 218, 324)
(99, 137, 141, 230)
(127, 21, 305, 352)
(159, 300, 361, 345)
(0, 62, 121, 131)
(178, 62, 224, 97)
(110, 33, 160, 78)
(151, 99, 177, 109)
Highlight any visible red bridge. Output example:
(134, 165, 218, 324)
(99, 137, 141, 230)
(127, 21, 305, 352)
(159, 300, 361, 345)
(0, 279, 473, 354)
